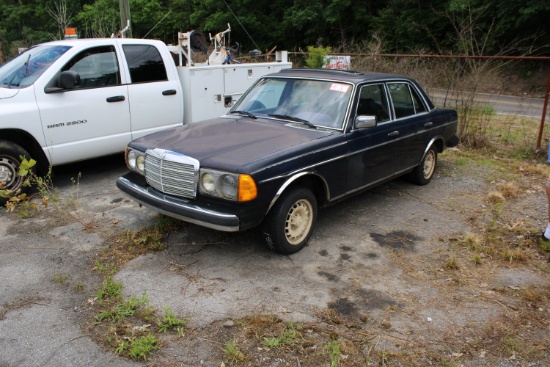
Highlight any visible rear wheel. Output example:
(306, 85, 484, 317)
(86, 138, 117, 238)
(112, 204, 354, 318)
(410, 146, 437, 185)
(0, 141, 32, 204)
(263, 187, 317, 254)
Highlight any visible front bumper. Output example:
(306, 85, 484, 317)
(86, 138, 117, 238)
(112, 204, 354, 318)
(116, 174, 240, 232)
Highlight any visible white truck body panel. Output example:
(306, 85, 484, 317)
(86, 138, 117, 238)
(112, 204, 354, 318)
(177, 62, 291, 123)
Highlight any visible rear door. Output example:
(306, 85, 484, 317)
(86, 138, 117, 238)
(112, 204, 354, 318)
(120, 42, 183, 139)
(386, 82, 431, 172)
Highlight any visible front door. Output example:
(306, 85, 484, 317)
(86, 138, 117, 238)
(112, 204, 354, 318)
(346, 83, 398, 192)
(37, 45, 131, 165)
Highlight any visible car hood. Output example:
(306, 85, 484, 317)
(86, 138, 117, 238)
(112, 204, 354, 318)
(130, 116, 337, 172)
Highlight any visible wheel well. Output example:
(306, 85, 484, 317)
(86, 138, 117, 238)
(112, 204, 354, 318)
(282, 174, 327, 207)
(0, 129, 49, 175)
(433, 137, 444, 153)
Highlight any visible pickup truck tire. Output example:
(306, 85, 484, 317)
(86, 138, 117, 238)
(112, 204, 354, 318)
(263, 187, 317, 254)
(410, 146, 437, 185)
(0, 141, 32, 202)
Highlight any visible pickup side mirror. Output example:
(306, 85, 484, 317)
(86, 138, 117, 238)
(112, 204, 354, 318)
(355, 115, 377, 129)
(58, 70, 81, 89)
(44, 70, 81, 93)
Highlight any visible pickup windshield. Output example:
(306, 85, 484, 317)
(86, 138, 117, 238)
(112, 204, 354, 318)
(232, 77, 353, 129)
(0, 45, 71, 88)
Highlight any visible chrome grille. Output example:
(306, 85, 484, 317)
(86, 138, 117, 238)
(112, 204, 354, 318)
(144, 148, 199, 198)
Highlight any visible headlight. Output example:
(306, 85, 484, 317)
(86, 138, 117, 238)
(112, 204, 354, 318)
(218, 174, 237, 199)
(201, 172, 216, 193)
(199, 169, 257, 202)
(125, 148, 146, 174)
(136, 155, 145, 173)
(127, 149, 137, 170)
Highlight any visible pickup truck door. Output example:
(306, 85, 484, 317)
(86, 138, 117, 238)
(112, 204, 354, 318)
(36, 45, 131, 165)
(120, 43, 183, 139)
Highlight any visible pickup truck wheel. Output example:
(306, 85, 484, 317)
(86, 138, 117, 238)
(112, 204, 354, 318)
(410, 146, 437, 185)
(0, 141, 31, 200)
(263, 187, 317, 254)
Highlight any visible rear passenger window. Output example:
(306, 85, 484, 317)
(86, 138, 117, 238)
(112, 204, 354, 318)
(122, 45, 167, 83)
(388, 83, 427, 118)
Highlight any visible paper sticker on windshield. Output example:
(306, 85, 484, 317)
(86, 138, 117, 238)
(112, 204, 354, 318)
(330, 83, 350, 93)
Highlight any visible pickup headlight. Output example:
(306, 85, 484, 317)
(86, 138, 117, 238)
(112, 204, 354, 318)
(199, 169, 257, 202)
(125, 148, 146, 174)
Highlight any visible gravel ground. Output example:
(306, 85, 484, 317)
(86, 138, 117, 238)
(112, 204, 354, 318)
(1, 150, 549, 366)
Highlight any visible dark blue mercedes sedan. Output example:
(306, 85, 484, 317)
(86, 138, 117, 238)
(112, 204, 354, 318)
(116, 68, 459, 254)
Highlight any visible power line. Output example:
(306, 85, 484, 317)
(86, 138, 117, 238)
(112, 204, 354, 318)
(221, 0, 261, 51)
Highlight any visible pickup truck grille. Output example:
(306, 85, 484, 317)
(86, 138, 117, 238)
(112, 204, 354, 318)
(144, 149, 199, 198)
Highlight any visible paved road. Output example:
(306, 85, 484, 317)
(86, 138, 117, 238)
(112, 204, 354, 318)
(428, 88, 549, 119)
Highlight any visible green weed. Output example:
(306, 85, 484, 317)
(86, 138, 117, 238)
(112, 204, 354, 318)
(53, 273, 70, 284)
(262, 322, 302, 348)
(116, 333, 159, 361)
(224, 338, 245, 363)
(96, 277, 122, 303)
(324, 339, 342, 367)
(157, 307, 187, 333)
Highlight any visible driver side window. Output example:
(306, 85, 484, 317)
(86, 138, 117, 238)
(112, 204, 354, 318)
(356, 84, 390, 123)
(61, 46, 120, 89)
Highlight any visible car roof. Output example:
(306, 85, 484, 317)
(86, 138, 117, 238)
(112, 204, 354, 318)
(269, 68, 416, 85)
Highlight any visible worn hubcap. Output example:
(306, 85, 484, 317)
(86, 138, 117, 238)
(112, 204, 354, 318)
(423, 151, 436, 179)
(285, 199, 313, 245)
(0, 157, 21, 190)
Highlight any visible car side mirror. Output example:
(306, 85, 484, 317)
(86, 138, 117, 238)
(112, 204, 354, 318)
(355, 115, 377, 129)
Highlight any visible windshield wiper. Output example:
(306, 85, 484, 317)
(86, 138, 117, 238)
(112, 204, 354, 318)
(229, 110, 257, 119)
(268, 114, 317, 129)
(6, 54, 31, 88)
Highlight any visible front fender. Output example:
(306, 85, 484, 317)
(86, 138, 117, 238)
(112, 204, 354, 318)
(266, 171, 329, 214)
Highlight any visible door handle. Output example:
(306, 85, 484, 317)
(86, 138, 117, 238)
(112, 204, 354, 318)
(162, 89, 177, 96)
(424, 121, 433, 128)
(388, 131, 399, 137)
(106, 96, 125, 103)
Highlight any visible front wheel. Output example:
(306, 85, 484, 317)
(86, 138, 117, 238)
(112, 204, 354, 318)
(263, 187, 318, 254)
(0, 141, 32, 204)
(410, 146, 437, 185)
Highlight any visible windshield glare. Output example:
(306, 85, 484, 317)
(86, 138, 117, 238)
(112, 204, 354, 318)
(233, 77, 353, 129)
(0, 45, 71, 88)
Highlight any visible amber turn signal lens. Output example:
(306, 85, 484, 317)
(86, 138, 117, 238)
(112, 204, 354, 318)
(238, 174, 257, 202)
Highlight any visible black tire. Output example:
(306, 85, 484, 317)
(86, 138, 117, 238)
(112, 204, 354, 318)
(410, 146, 437, 185)
(0, 140, 32, 204)
(263, 187, 318, 254)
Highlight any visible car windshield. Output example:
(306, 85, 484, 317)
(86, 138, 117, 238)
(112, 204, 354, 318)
(0, 44, 71, 88)
(232, 77, 353, 129)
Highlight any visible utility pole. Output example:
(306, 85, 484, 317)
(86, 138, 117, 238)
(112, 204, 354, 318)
(0, 29, 3, 64)
(119, 0, 132, 38)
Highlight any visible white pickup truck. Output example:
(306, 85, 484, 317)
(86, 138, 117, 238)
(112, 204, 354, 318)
(0, 35, 291, 197)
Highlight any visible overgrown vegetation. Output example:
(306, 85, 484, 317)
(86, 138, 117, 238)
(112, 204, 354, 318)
(1, 0, 548, 61)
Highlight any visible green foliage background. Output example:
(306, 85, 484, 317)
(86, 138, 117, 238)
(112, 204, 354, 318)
(0, 0, 549, 60)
